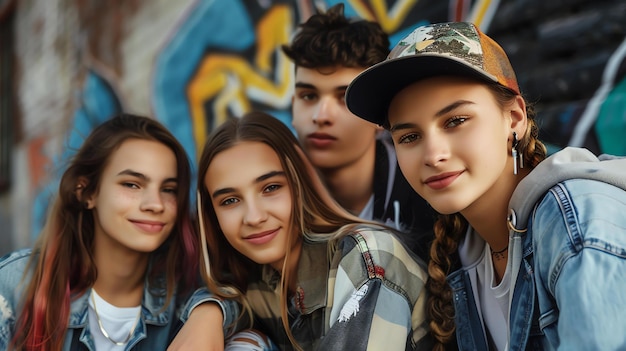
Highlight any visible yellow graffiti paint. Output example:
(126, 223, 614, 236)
(187, 4, 294, 157)
(351, 0, 417, 33)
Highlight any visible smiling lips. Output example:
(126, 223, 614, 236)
(131, 220, 166, 233)
(424, 171, 464, 190)
(245, 229, 279, 245)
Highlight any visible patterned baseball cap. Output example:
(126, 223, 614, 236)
(346, 21, 520, 125)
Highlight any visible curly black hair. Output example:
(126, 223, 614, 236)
(282, 3, 389, 69)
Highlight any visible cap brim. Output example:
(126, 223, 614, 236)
(346, 54, 498, 125)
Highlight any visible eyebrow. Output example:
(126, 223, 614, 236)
(294, 82, 348, 92)
(295, 82, 316, 90)
(389, 100, 474, 132)
(211, 170, 286, 198)
(117, 169, 178, 184)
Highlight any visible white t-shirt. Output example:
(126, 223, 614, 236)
(88, 289, 142, 351)
(458, 228, 511, 351)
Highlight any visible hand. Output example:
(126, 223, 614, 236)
(168, 302, 225, 351)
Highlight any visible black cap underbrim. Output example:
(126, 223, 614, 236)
(346, 54, 498, 126)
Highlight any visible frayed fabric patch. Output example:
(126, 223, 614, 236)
(338, 284, 368, 323)
(0, 295, 12, 319)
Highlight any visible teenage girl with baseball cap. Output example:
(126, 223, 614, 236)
(346, 21, 626, 351)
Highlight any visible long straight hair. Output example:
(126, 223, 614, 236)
(196, 111, 382, 350)
(11, 114, 198, 351)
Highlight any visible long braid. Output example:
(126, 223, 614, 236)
(427, 214, 466, 351)
(519, 103, 547, 168)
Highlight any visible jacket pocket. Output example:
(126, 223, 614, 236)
(538, 307, 558, 342)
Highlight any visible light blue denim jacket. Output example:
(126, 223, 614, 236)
(450, 148, 626, 351)
(0, 248, 239, 351)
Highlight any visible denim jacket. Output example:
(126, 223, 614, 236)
(450, 148, 626, 351)
(0, 249, 239, 351)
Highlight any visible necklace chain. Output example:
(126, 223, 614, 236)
(91, 291, 141, 346)
(491, 245, 509, 261)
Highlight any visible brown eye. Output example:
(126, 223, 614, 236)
(220, 197, 239, 206)
(298, 92, 317, 101)
(337, 93, 346, 104)
(445, 117, 468, 128)
(398, 133, 420, 144)
(263, 184, 282, 193)
(162, 186, 178, 194)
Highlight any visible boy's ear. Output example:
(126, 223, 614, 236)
(509, 95, 528, 138)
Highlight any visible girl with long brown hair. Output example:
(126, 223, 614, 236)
(0, 114, 236, 350)
(194, 111, 432, 350)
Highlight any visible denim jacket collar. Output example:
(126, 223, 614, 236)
(68, 281, 171, 329)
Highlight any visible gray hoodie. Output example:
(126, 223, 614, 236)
(504, 146, 626, 349)
(508, 147, 626, 232)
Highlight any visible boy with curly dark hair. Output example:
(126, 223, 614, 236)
(282, 3, 435, 262)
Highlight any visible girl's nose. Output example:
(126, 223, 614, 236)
(422, 134, 450, 167)
(242, 198, 268, 226)
(140, 189, 165, 213)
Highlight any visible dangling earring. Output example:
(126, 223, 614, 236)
(512, 132, 521, 175)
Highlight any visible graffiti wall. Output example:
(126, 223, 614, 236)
(10, 0, 626, 243)
(154, 0, 626, 159)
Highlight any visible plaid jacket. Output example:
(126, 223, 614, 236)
(246, 228, 432, 350)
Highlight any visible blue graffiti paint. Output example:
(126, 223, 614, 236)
(31, 71, 121, 240)
(152, 0, 255, 164)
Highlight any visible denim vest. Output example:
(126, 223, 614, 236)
(449, 179, 626, 350)
(0, 249, 237, 351)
